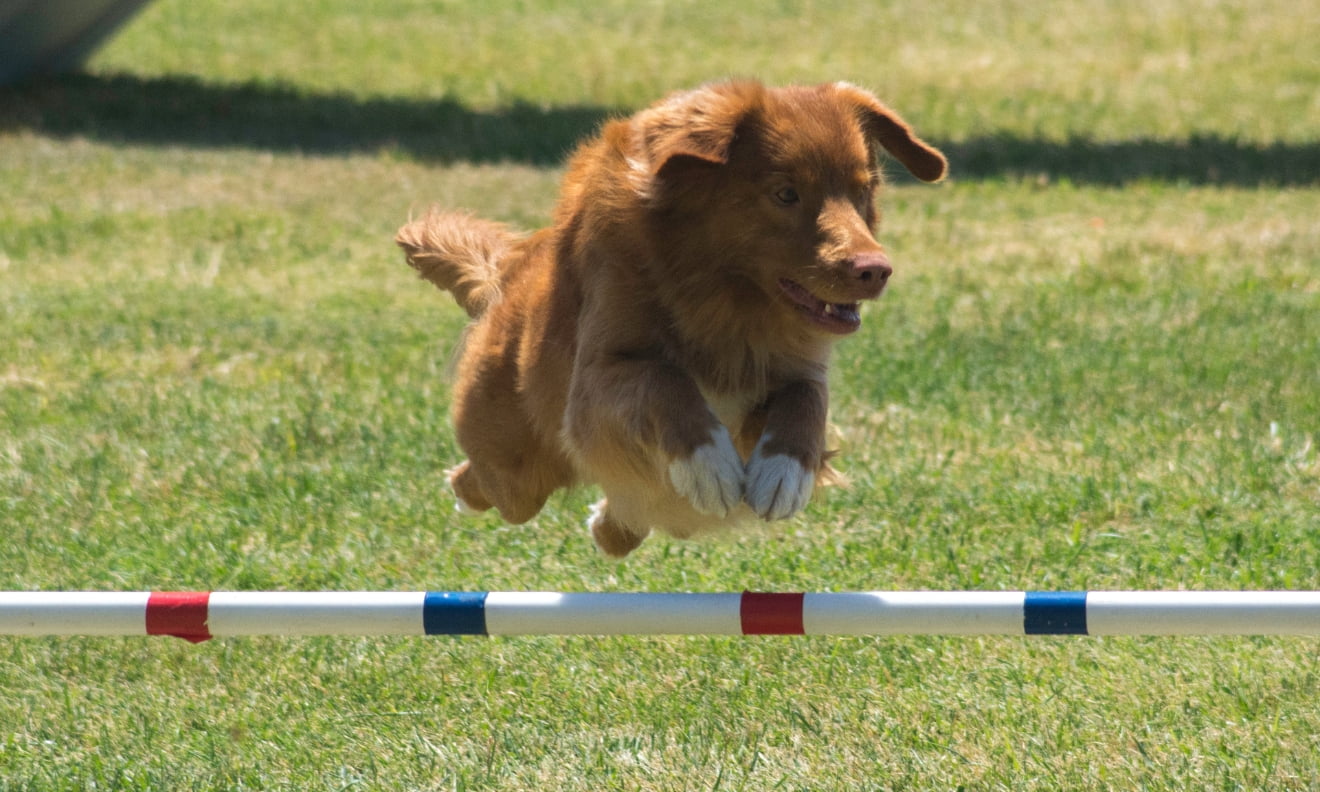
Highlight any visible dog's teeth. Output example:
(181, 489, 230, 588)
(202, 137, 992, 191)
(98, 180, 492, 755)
(825, 303, 860, 323)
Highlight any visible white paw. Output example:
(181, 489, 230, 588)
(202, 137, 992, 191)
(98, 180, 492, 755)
(667, 426, 746, 517)
(745, 440, 815, 521)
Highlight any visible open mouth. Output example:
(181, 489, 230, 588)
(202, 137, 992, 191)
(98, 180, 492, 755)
(778, 279, 862, 334)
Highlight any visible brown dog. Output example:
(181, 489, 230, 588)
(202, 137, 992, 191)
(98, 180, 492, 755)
(397, 81, 945, 556)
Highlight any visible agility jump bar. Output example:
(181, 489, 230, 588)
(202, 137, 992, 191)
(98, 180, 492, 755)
(4, 591, 1320, 642)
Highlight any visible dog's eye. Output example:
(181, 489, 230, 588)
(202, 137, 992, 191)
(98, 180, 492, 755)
(774, 186, 800, 206)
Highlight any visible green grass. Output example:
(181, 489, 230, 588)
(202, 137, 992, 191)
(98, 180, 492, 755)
(2, 1, 1319, 789)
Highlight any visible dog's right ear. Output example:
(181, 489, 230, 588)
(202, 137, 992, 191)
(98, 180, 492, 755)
(637, 81, 765, 177)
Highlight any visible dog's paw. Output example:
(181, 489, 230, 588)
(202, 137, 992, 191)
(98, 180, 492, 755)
(453, 496, 483, 517)
(447, 461, 491, 516)
(667, 426, 746, 517)
(745, 439, 815, 521)
(587, 500, 648, 558)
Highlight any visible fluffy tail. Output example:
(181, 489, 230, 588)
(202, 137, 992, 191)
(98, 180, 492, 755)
(395, 209, 518, 318)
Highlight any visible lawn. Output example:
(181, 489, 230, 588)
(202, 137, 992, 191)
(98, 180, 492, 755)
(1, 1, 1318, 789)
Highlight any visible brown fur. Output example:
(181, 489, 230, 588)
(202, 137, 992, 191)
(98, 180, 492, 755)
(396, 81, 946, 557)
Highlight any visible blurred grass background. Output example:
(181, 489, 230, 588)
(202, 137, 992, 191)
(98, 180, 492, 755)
(1, 1, 1318, 789)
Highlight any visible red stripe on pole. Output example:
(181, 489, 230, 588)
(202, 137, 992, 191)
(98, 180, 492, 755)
(146, 591, 212, 643)
(740, 592, 805, 635)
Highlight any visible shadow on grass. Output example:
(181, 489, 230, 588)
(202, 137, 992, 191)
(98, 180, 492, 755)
(0, 72, 612, 165)
(3, 72, 1317, 185)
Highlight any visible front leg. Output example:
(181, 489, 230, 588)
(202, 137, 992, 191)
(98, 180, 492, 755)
(744, 379, 828, 520)
(566, 355, 745, 517)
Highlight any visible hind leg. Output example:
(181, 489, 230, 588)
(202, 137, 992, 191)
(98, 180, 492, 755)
(446, 328, 575, 524)
(451, 402, 573, 524)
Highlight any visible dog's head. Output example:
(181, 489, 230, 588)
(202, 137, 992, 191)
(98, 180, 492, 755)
(635, 81, 945, 337)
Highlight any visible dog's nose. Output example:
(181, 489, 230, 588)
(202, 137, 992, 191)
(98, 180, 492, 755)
(848, 252, 893, 284)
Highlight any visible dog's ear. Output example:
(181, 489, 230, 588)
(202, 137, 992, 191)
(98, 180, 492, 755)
(637, 82, 765, 176)
(832, 83, 947, 183)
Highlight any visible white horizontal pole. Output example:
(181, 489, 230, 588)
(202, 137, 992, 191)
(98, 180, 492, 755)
(1085, 591, 1320, 635)
(2, 591, 1320, 640)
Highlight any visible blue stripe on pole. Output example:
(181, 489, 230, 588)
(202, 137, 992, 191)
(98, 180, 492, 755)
(1023, 591, 1088, 635)
(423, 591, 488, 635)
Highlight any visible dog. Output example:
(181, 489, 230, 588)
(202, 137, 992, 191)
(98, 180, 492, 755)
(396, 80, 946, 557)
